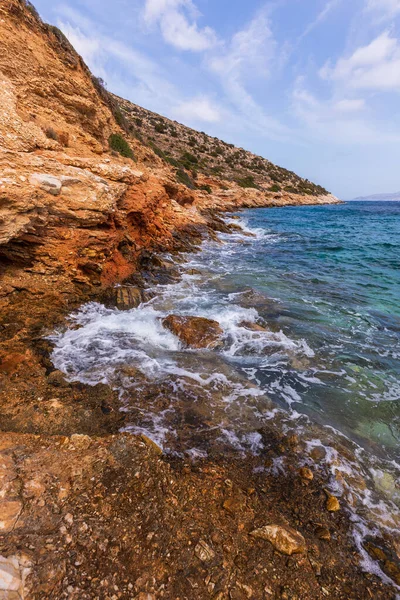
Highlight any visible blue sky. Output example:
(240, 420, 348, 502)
(32, 0, 400, 198)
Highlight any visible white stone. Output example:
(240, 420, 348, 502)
(29, 173, 62, 196)
(0, 557, 21, 592)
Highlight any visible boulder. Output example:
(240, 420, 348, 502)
(250, 524, 306, 555)
(162, 315, 223, 349)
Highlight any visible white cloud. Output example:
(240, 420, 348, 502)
(143, 0, 217, 51)
(333, 98, 366, 112)
(320, 31, 400, 91)
(292, 77, 399, 144)
(365, 0, 400, 20)
(209, 11, 275, 82)
(173, 96, 221, 123)
(205, 11, 292, 142)
(56, 7, 183, 114)
(299, 0, 343, 41)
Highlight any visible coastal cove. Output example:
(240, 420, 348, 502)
(49, 201, 400, 594)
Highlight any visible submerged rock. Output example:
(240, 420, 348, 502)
(250, 524, 306, 555)
(162, 315, 223, 349)
(364, 538, 400, 586)
(239, 320, 268, 332)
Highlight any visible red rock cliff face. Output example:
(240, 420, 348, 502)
(0, 0, 340, 308)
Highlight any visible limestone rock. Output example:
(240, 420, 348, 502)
(162, 315, 223, 349)
(0, 557, 21, 592)
(250, 524, 306, 555)
(324, 490, 340, 512)
(29, 173, 62, 196)
(299, 467, 314, 482)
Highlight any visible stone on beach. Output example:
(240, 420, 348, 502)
(250, 524, 306, 555)
(162, 315, 223, 349)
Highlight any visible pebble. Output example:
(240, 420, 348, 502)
(194, 540, 215, 563)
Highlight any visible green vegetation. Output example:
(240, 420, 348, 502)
(268, 184, 281, 193)
(154, 122, 167, 134)
(176, 169, 196, 189)
(199, 184, 212, 194)
(110, 96, 330, 197)
(25, 1, 40, 19)
(44, 127, 58, 141)
(108, 133, 134, 159)
(237, 175, 258, 189)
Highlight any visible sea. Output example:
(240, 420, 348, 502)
(50, 200, 400, 587)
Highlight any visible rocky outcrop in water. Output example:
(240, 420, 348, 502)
(163, 315, 223, 349)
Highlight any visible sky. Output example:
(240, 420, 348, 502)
(31, 0, 400, 199)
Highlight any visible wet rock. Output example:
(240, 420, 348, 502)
(372, 470, 397, 498)
(239, 320, 267, 332)
(324, 490, 340, 512)
(116, 287, 143, 311)
(315, 526, 331, 541)
(250, 524, 306, 555)
(29, 173, 62, 195)
(47, 370, 68, 387)
(195, 540, 215, 562)
(309, 446, 326, 462)
(163, 315, 223, 349)
(364, 538, 400, 585)
(69, 434, 91, 450)
(223, 495, 244, 515)
(299, 467, 313, 482)
(140, 435, 163, 456)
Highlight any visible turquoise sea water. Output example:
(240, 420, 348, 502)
(51, 200, 400, 462)
(222, 201, 400, 460)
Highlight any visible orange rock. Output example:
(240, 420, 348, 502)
(162, 315, 223, 349)
(250, 524, 306, 555)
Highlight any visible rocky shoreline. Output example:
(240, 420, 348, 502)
(1, 2, 397, 598)
(1, 220, 399, 599)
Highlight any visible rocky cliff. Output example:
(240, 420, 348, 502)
(0, 0, 339, 315)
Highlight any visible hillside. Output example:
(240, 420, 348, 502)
(114, 93, 330, 197)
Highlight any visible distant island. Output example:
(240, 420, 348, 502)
(351, 191, 400, 201)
